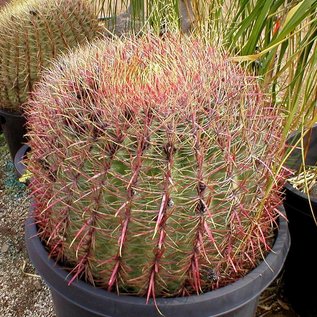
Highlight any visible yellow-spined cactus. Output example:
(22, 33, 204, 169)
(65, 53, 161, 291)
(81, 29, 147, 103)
(0, 0, 102, 112)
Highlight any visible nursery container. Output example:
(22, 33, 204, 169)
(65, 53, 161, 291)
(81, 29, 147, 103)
(0, 109, 27, 161)
(283, 125, 317, 317)
(25, 209, 290, 317)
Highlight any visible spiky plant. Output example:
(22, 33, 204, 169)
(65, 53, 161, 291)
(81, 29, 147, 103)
(0, 0, 102, 112)
(25, 34, 286, 300)
(91, 0, 203, 36)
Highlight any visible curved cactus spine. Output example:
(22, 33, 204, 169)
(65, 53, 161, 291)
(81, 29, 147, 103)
(0, 0, 101, 112)
(25, 34, 286, 299)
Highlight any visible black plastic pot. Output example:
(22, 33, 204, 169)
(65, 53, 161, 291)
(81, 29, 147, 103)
(14, 144, 30, 178)
(0, 109, 27, 161)
(25, 209, 290, 317)
(283, 125, 317, 317)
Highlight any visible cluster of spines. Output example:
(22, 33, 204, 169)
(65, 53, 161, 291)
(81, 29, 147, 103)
(0, 0, 101, 111)
(26, 34, 286, 299)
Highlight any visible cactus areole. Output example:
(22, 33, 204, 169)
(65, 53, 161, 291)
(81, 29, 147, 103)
(0, 0, 101, 112)
(25, 34, 288, 302)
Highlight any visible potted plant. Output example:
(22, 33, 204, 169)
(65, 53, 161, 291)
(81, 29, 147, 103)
(0, 0, 101, 161)
(92, 1, 317, 315)
(93, 0, 196, 36)
(23, 33, 290, 317)
(221, 1, 317, 315)
(281, 124, 317, 317)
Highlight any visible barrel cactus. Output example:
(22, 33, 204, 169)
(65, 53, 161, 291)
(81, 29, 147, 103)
(25, 34, 286, 299)
(0, 0, 101, 112)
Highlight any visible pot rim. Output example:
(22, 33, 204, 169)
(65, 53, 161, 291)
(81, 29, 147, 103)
(14, 144, 30, 177)
(0, 108, 23, 117)
(284, 181, 317, 204)
(285, 124, 317, 204)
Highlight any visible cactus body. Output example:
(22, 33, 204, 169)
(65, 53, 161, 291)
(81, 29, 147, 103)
(0, 0, 101, 112)
(26, 34, 286, 299)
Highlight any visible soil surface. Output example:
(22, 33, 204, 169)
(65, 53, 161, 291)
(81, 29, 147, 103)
(0, 134, 301, 317)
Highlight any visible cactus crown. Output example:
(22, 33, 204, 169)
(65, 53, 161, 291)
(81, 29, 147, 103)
(0, 0, 101, 112)
(26, 34, 285, 299)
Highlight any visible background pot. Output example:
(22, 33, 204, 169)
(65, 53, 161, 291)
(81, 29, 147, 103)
(283, 124, 317, 317)
(0, 109, 27, 162)
(14, 144, 30, 179)
(25, 208, 290, 317)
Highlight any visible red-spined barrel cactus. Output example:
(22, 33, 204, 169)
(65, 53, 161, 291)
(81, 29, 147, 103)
(25, 34, 286, 299)
(0, 0, 101, 112)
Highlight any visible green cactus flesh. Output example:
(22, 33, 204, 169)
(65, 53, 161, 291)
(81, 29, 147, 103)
(0, 0, 101, 112)
(26, 34, 286, 298)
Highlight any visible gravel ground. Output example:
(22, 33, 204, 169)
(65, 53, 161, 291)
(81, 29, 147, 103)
(0, 135, 55, 317)
(0, 133, 300, 317)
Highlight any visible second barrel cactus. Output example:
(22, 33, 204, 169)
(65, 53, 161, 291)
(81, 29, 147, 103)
(0, 0, 101, 112)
